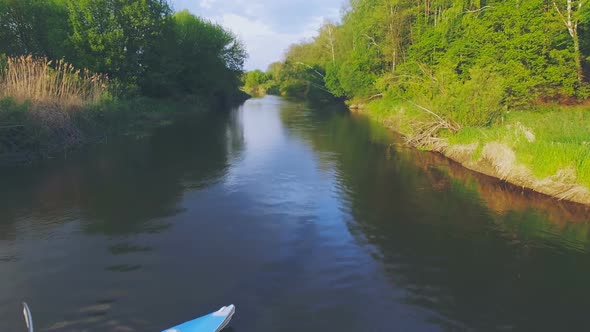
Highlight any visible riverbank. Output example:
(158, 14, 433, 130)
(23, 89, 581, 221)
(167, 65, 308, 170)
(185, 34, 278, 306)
(0, 54, 249, 166)
(351, 99, 590, 206)
(0, 94, 249, 166)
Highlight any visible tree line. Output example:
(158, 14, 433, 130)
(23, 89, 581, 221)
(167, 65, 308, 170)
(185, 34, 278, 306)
(0, 0, 247, 104)
(249, 0, 589, 127)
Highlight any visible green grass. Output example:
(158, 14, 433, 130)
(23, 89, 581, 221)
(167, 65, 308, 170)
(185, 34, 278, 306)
(363, 97, 590, 188)
(447, 105, 590, 187)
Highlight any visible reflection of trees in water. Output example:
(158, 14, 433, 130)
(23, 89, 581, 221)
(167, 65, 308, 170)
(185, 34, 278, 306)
(0, 109, 246, 331)
(283, 104, 590, 330)
(408, 147, 590, 223)
(0, 110, 245, 239)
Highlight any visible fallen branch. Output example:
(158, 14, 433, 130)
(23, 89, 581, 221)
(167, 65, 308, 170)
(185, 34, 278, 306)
(405, 120, 448, 149)
(403, 102, 461, 149)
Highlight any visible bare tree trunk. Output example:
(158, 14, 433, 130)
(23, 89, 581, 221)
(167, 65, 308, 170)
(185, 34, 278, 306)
(388, 4, 404, 73)
(554, 0, 585, 83)
(327, 24, 336, 66)
(389, 5, 396, 73)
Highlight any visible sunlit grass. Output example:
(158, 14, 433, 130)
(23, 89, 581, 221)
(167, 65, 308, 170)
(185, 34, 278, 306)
(364, 96, 590, 188)
(448, 106, 590, 187)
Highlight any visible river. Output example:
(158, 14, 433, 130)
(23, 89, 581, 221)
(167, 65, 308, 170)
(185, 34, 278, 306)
(1, 96, 590, 331)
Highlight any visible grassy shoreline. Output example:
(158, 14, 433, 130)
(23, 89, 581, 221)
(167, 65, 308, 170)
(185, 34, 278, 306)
(0, 55, 249, 166)
(0, 97, 189, 165)
(352, 98, 590, 206)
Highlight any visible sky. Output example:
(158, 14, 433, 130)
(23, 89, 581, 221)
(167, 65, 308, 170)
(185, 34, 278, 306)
(170, 0, 345, 70)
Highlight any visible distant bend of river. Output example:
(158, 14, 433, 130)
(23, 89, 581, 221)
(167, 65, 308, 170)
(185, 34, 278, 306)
(1, 95, 590, 331)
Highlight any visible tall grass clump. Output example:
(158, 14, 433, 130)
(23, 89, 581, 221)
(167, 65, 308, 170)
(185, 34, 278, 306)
(0, 56, 109, 162)
(0, 55, 108, 108)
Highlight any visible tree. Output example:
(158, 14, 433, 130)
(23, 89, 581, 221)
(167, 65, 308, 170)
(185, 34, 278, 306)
(242, 70, 269, 96)
(141, 10, 246, 102)
(553, 0, 586, 83)
(0, 0, 70, 58)
(66, 0, 171, 84)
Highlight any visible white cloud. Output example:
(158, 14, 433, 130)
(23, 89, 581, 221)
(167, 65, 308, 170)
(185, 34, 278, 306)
(170, 0, 344, 70)
(216, 13, 325, 70)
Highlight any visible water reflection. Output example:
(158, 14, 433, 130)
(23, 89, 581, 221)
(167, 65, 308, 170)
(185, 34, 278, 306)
(0, 109, 244, 331)
(0, 111, 243, 237)
(281, 99, 590, 330)
(1, 96, 590, 332)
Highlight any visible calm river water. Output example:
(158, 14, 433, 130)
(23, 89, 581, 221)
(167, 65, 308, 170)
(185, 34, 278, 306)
(1, 96, 590, 331)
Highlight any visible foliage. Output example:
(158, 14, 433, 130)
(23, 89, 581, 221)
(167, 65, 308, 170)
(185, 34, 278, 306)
(0, 0, 248, 162)
(0, 0, 70, 59)
(242, 70, 269, 96)
(269, 0, 590, 127)
(0, 0, 247, 104)
(141, 10, 246, 104)
(65, 0, 171, 84)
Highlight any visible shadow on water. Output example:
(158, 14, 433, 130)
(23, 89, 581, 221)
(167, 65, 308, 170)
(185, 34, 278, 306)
(280, 100, 590, 331)
(0, 110, 244, 238)
(0, 108, 245, 331)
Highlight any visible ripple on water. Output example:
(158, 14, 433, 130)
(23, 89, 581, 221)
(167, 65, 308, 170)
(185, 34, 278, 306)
(2, 96, 590, 332)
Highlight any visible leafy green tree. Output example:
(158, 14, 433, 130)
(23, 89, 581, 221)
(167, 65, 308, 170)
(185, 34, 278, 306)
(66, 0, 171, 85)
(0, 0, 70, 58)
(0, 0, 248, 104)
(243, 70, 268, 96)
(552, 0, 586, 83)
(141, 10, 246, 103)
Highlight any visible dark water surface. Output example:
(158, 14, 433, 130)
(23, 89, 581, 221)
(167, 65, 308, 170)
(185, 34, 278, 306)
(1, 96, 590, 331)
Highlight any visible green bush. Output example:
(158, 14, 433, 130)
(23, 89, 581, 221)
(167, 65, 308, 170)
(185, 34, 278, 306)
(411, 64, 505, 127)
(280, 79, 308, 98)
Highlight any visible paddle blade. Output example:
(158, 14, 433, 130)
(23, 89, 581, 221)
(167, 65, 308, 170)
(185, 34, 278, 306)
(22, 302, 33, 332)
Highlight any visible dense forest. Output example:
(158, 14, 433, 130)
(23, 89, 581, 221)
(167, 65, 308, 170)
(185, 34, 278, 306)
(0, 0, 247, 161)
(247, 0, 589, 123)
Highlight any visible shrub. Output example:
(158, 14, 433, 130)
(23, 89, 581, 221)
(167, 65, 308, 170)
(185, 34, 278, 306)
(414, 64, 505, 127)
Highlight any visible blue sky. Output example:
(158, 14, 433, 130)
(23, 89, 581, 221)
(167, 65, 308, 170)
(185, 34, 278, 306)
(169, 0, 345, 70)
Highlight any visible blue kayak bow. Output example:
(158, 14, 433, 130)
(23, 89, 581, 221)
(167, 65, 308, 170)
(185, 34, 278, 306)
(162, 305, 236, 332)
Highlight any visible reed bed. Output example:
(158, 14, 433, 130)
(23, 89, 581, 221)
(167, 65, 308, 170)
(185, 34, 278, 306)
(0, 55, 108, 108)
(0, 56, 109, 162)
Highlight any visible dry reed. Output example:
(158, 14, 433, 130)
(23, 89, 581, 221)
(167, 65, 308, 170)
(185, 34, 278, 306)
(0, 55, 108, 109)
